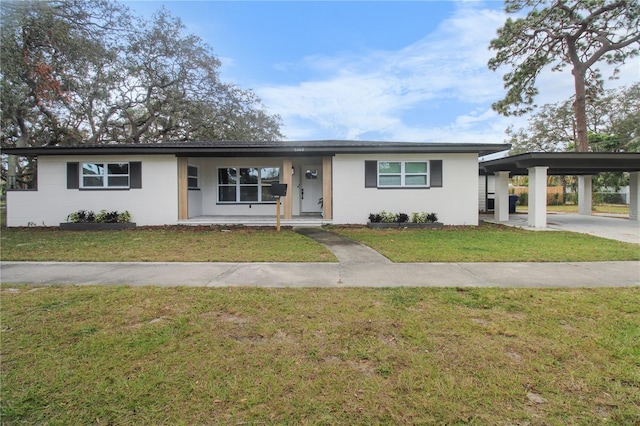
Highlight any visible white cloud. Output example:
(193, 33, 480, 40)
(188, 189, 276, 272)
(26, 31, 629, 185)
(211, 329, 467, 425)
(256, 2, 639, 143)
(257, 3, 511, 142)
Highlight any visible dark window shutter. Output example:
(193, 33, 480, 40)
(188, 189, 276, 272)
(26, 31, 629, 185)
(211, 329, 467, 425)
(130, 162, 142, 188)
(365, 161, 377, 188)
(67, 162, 79, 189)
(430, 160, 443, 188)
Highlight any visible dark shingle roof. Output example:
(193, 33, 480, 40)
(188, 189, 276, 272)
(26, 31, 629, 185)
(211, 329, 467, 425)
(2, 140, 510, 157)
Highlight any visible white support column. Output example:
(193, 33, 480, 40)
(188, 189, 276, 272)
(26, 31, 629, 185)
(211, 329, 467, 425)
(494, 171, 510, 222)
(629, 172, 640, 221)
(528, 166, 548, 228)
(578, 175, 593, 216)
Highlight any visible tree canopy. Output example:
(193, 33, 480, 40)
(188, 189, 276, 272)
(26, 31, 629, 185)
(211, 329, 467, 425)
(507, 82, 640, 154)
(507, 82, 639, 191)
(488, 0, 640, 152)
(1, 0, 282, 188)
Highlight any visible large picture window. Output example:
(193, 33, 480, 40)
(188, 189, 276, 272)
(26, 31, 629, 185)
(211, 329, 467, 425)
(378, 161, 428, 187)
(81, 162, 129, 188)
(218, 167, 280, 203)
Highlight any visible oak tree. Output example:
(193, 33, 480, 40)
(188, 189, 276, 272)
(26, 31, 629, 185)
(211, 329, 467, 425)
(1, 1, 282, 188)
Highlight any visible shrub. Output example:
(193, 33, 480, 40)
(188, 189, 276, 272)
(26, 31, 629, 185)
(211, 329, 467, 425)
(380, 211, 397, 223)
(371, 211, 438, 224)
(117, 210, 132, 223)
(95, 210, 119, 223)
(368, 213, 382, 223)
(396, 213, 409, 223)
(517, 191, 528, 206)
(66, 210, 131, 223)
(594, 192, 626, 204)
(66, 210, 94, 223)
(565, 193, 577, 204)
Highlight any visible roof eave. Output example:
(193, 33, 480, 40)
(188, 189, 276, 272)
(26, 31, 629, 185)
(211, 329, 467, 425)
(2, 143, 511, 157)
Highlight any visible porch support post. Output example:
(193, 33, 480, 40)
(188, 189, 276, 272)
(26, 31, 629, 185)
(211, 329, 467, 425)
(322, 156, 333, 219)
(528, 166, 548, 228)
(177, 157, 188, 220)
(578, 175, 593, 216)
(629, 172, 640, 221)
(282, 157, 293, 219)
(493, 171, 510, 222)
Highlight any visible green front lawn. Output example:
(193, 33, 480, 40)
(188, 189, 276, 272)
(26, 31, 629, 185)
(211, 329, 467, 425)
(2, 286, 639, 424)
(0, 226, 337, 262)
(331, 223, 639, 262)
(2, 223, 639, 263)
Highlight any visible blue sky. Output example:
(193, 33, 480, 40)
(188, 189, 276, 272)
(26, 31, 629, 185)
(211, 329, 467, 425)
(124, 0, 639, 143)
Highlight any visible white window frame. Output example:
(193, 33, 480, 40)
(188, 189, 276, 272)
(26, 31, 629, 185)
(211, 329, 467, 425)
(377, 161, 429, 188)
(81, 162, 130, 189)
(187, 165, 199, 190)
(217, 167, 281, 203)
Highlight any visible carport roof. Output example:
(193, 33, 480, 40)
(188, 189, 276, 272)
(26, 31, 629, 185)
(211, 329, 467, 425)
(480, 152, 640, 176)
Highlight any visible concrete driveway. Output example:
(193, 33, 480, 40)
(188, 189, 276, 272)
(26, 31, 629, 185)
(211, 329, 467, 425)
(481, 213, 639, 244)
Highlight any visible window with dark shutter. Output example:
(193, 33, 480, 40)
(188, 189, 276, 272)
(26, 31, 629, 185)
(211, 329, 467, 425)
(430, 160, 443, 188)
(67, 162, 79, 189)
(364, 159, 443, 189)
(364, 161, 377, 188)
(130, 162, 142, 188)
(68, 161, 141, 189)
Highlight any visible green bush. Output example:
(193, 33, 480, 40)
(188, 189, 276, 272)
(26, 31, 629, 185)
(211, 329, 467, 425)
(396, 213, 409, 223)
(565, 193, 577, 204)
(516, 192, 528, 206)
(594, 192, 626, 204)
(370, 211, 438, 223)
(67, 210, 131, 223)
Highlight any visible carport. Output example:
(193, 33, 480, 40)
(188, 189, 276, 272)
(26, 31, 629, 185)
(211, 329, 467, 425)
(480, 152, 640, 228)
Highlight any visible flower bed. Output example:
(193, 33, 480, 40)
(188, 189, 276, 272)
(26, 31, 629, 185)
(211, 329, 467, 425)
(60, 209, 135, 230)
(367, 211, 442, 228)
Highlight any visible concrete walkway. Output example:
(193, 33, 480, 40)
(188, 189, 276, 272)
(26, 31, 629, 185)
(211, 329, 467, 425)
(1, 227, 638, 288)
(293, 227, 391, 264)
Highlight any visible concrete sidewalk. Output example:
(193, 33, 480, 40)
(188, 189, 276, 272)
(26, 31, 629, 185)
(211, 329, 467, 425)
(1, 261, 638, 287)
(2, 226, 638, 288)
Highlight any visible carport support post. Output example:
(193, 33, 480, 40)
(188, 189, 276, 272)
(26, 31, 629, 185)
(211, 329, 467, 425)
(494, 171, 510, 222)
(630, 172, 640, 221)
(528, 166, 548, 228)
(578, 175, 593, 216)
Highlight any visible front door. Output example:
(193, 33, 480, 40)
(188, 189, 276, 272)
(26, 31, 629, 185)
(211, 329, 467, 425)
(300, 165, 323, 213)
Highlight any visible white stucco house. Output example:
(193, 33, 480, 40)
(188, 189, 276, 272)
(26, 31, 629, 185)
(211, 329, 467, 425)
(3, 140, 510, 227)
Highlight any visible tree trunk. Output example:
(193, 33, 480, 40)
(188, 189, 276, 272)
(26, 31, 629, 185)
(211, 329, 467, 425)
(573, 66, 589, 152)
(6, 110, 30, 189)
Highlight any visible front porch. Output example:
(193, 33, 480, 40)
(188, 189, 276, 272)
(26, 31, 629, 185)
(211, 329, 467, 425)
(177, 156, 333, 222)
(178, 215, 332, 227)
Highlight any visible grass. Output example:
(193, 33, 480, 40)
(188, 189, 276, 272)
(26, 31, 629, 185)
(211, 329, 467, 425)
(0, 226, 337, 262)
(2, 222, 638, 263)
(331, 223, 640, 262)
(2, 285, 639, 424)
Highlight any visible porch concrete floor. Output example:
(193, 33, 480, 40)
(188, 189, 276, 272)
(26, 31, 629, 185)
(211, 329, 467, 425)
(178, 215, 331, 227)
